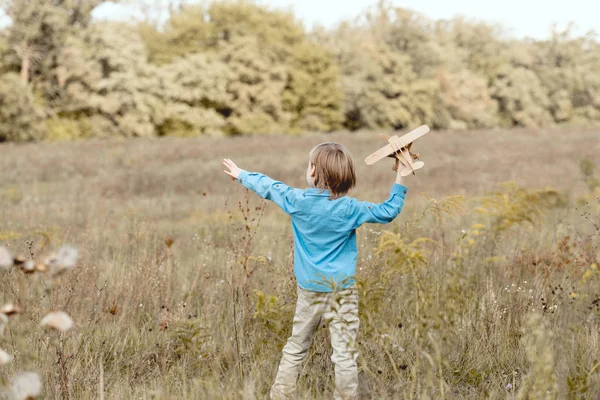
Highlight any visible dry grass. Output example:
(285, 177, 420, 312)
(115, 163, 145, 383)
(0, 127, 599, 399)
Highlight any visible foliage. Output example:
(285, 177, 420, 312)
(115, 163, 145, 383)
(341, 41, 438, 130)
(0, 0, 111, 98)
(56, 22, 162, 138)
(46, 115, 92, 141)
(474, 182, 566, 233)
(0, 1, 599, 139)
(139, 1, 343, 135)
(0, 72, 45, 141)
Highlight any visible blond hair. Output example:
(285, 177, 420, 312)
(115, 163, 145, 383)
(309, 142, 356, 200)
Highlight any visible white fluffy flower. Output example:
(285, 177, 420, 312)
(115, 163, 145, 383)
(0, 303, 21, 316)
(40, 311, 73, 332)
(45, 246, 79, 275)
(56, 246, 78, 268)
(10, 371, 42, 399)
(0, 246, 13, 269)
(19, 260, 36, 274)
(0, 349, 13, 365)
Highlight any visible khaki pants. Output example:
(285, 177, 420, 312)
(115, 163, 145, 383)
(270, 285, 360, 400)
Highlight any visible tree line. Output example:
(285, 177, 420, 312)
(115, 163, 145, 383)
(0, 0, 598, 141)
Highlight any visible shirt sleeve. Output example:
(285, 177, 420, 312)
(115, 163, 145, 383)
(238, 170, 298, 215)
(350, 183, 408, 229)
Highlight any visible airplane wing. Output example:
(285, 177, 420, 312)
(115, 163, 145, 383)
(364, 125, 430, 165)
(365, 136, 398, 165)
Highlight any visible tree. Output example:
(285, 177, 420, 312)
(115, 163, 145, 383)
(532, 29, 600, 124)
(155, 52, 231, 136)
(341, 41, 438, 130)
(216, 36, 290, 135)
(0, 72, 45, 141)
(0, 0, 111, 85)
(366, 4, 442, 78)
(436, 17, 507, 80)
(283, 42, 344, 132)
(1, 0, 600, 141)
(140, 1, 343, 134)
(53, 21, 159, 137)
(490, 65, 553, 127)
(56, 21, 231, 138)
(435, 68, 498, 129)
(0, 0, 117, 140)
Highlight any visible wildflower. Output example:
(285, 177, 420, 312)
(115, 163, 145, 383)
(1, 303, 21, 316)
(0, 349, 13, 365)
(40, 311, 73, 332)
(505, 383, 513, 391)
(0, 246, 13, 269)
(44, 246, 79, 276)
(35, 262, 48, 273)
(12, 255, 26, 266)
(10, 371, 42, 400)
(19, 260, 36, 274)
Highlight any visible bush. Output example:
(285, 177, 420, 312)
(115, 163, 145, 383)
(0, 73, 45, 142)
(46, 116, 92, 141)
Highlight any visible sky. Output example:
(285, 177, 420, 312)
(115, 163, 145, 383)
(92, 0, 598, 40)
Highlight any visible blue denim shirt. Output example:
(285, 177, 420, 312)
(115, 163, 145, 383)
(238, 171, 408, 292)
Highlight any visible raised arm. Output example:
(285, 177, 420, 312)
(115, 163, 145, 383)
(223, 159, 298, 215)
(350, 183, 407, 228)
(350, 159, 408, 228)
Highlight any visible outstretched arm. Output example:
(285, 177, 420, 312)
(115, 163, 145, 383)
(223, 158, 298, 215)
(350, 184, 407, 228)
(351, 158, 408, 228)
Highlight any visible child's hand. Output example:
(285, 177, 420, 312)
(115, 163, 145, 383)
(389, 157, 408, 185)
(223, 158, 243, 180)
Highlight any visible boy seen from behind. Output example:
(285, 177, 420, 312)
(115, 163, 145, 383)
(223, 142, 409, 400)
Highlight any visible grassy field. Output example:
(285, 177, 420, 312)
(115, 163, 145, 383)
(0, 127, 599, 399)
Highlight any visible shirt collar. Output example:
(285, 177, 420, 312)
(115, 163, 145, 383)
(304, 188, 331, 197)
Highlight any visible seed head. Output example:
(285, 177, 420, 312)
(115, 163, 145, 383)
(44, 246, 79, 276)
(10, 371, 42, 400)
(0, 349, 13, 365)
(40, 311, 73, 332)
(1, 303, 22, 316)
(19, 260, 36, 274)
(35, 263, 48, 273)
(13, 255, 26, 266)
(0, 246, 12, 269)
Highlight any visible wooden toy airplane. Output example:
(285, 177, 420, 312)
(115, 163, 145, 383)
(365, 125, 430, 177)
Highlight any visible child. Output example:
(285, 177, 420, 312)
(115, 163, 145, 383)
(223, 142, 408, 400)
